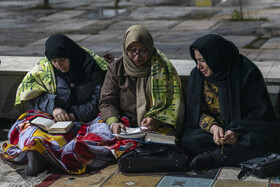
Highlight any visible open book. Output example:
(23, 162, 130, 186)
(113, 127, 175, 145)
(30, 116, 74, 134)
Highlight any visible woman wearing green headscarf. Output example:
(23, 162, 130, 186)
(99, 25, 184, 136)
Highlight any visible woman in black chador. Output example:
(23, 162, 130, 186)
(181, 34, 280, 171)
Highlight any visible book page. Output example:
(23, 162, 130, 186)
(31, 117, 55, 130)
(49, 121, 73, 130)
(120, 127, 141, 134)
(113, 127, 146, 139)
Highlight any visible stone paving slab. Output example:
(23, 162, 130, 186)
(84, 43, 122, 57)
(0, 19, 32, 30)
(0, 46, 19, 54)
(172, 20, 218, 31)
(38, 10, 87, 22)
(28, 34, 92, 46)
(101, 20, 180, 35)
(130, 7, 194, 20)
(3, 46, 45, 57)
(102, 170, 163, 187)
(48, 0, 94, 9)
(217, 167, 268, 183)
(223, 35, 256, 48)
(210, 7, 235, 20)
(82, 33, 122, 46)
(79, 1, 116, 9)
(116, 0, 179, 6)
(0, 1, 34, 8)
(261, 38, 280, 49)
(211, 21, 264, 35)
(28, 19, 98, 33)
(239, 49, 264, 62)
(247, 8, 280, 21)
(268, 63, 280, 84)
(50, 164, 118, 187)
(0, 31, 48, 47)
(154, 31, 209, 44)
(254, 61, 275, 82)
(80, 8, 127, 19)
(257, 49, 280, 62)
(262, 21, 280, 30)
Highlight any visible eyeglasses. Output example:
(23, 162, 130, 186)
(126, 49, 149, 57)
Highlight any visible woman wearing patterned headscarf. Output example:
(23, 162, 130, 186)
(181, 34, 280, 171)
(99, 25, 184, 136)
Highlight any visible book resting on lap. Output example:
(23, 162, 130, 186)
(30, 116, 74, 134)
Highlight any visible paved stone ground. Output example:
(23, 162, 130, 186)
(0, 0, 280, 61)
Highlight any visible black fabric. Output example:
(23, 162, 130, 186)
(184, 34, 279, 135)
(182, 128, 270, 168)
(45, 34, 101, 84)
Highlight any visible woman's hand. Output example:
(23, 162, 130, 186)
(111, 122, 126, 134)
(223, 130, 238, 145)
(140, 117, 154, 131)
(52, 107, 71, 121)
(69, 113, 76, 121)
(210, 125, 225, 145)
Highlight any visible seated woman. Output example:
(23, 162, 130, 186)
(99, 25, 184, 136)
(181, 34, 280, 171)
(21, 34, 107, 123)
(3, 34, 111, 176)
